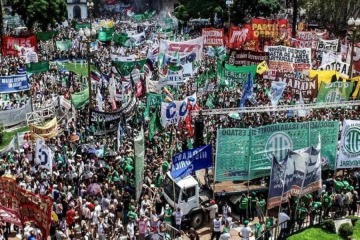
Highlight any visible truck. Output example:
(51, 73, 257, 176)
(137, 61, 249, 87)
(162, 170, 268, 229)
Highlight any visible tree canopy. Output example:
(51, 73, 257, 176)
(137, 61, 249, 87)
(299, 0, 360, 35)
(175, 0, 281, 25)
(12, 0, 67, 31)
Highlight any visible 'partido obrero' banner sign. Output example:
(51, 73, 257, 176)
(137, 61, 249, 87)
(215, 121, 339, 181)
(266, 46, 312, 78)
(202, 28, 224, 46)
(246, 18, 289, 40)
(0, 75, 30, 93)
(1, 35, 37, 56)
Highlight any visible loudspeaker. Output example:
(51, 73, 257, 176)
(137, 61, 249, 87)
(194, 120, 205, 148)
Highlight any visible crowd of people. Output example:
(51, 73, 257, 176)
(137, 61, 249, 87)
(0, 5, 360, 240)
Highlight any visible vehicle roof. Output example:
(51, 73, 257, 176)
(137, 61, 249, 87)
(167, 172, 198, 189)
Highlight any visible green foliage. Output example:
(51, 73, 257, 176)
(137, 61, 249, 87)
(174, 5, 190, 23)
(12, 0, 67, 31)
(347, 216, 360, 226)
(0, 126, 29, 150)
(288, 226, 342, 240)
(322, 219, 336, 233)
(0, 123, 4, 144)
(298, 0, 360, 35)
(339, 223, 354, 238)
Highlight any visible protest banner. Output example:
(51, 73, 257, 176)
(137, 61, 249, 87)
(159, 37, 204, 63)
(34, 139, 53, 173)
(266, 46, 312, 78)
(1, 35, 37, 56)
(227, 26, 249, 49)
(89, 95, 136, 135)
(71, 88, 89, 109)
(158, 70, 187, 87)
(295, 31, 319, 49)
(317, 81, 354, 103)
(161, 93, 197, 127)
(0, 176, 53, 238)
(35, 31, 58, 41)
(276, 72, 318, 102)
(98, 27, 115, 41)
(56, 40, 72, 51)
(30, 117, 58, 139)
(202, 28, 224, 46)
(338, 120, 360, 169)
(228, 49, 268, 66)
(0, 100, 32, 127)
(215, 121, 339, 181)
(221, 64, 257, 86)
(319, 61, 350, 79)
(171, 144, 213, 179)
(347, 42, 360, 73)
(145, 93, 163, 118)
(247, 18, 289, 40)
(26, 61, 50, 74)
(74, 23, 91, 31)
(0, 75, 29, 93)
(134, 127, 145, 201)
(317, 39, 339, 52)
(112, 59, 146, 76)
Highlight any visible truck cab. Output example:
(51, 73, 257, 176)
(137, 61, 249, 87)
(162, 172, 211, 229)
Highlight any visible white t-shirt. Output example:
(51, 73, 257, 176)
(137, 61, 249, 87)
(219, 232, 231, 240)
(213, 218, 222, 232)
(173, 211, 183, 225)
(279, 212, 290, 229)
(240, 226, 253, 239)
(127, 222, 135, 238)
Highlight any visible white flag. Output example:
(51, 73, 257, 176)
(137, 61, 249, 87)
(36, 142, 53, 173)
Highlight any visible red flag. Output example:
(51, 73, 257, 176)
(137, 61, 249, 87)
(184, 115, 194, 137)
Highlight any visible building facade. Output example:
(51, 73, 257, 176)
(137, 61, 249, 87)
(67, 0, 88, 19)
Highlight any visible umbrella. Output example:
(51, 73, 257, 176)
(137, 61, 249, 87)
(87, 183, 102, 195)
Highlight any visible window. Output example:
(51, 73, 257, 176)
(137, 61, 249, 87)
(184, 186, 196, 200)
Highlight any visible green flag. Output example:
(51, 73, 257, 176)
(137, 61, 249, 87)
(133, 14, 144, 21)
(98, 27, 115, 41)
(113, 33, 130, 46)
(56, 40, 72, 51)
(205, 93, 215, 109)
(317, 81, 354, 103)
(149, 111, 162, 140)
(71, 88, 89, 109)
(112, 59, 146, 76)
(36, 31, 57, 41)
(145, 93, 163, 119)
(221, 64, 257, 86)
(74, 23, 91, 31)
(26, 61, 50, 74)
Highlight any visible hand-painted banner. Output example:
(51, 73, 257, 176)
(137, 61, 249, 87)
(215, 121, 339, 181)
(30, 117, 58, 139)
(0, 176, 53, 238)
(89, 95, 136, 135)
(161, 93, 197, 127)
(317, 39, 339, 52)
(221, 64, 257, 85)
(275, 72, 318, 102)
(158, 70, 187, 87)
(267, 46, 312, 78)
(0, 75, 29, 93)
(0, 100, 32, 127)
(171, 144, 213, 179)
(227, 26, 249, 49)
(338, 120, 360, 169)
(159, 37, 204, 63)
(316, 81, 354, 103)
(1, 35, 37, 56)
(319, 61, 350, 79)
(202, 28, 224, 46)
(295, 31, 318, 49)
(228, 49, 268, 66)
(247, 18, 289, 40)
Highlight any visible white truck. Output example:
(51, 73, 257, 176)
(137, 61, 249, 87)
(162, 171, 268, 229)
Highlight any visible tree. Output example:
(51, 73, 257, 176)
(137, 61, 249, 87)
(298, 0, 360, 35)
(12, 0, 67, 31)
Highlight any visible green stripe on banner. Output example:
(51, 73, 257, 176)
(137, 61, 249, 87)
(215, 121, 339, 182)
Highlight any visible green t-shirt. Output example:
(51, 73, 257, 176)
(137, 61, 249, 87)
(266, 218, 274, 228)
(240, 197, 248, 209)
(255, 223, 262, 238)
(335, 181, 344, 191)
(162, 161, 170, 172)
(303, 194, 312, 207)
(127, 211, 138, 220)
(298, 207, 308, 219)
(164, 208, 173, 223)
(343, 180, 350, 190)
(155, 175, 164, 188)
(258, 199, 266, 212)
(312, 201, 322, 212)
(323, 194, 333, 208)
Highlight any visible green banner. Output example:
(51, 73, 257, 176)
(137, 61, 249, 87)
(36, 31, 57, 41)
(133, 14, 144, 21)
(98, 27, 115, 42)
(149, 111, 162, 140)
(74, 23, 91, 31)
(205, 93, 215, 109)
(134, 127, 145, 201)
(317, 81, 354, 103)
(216, 121, 339, 181)
(26, 61, 50, 74)
(221, 64, 257, 86)
(71, 88, 89, 109)
(112, 59, 146, 76)
(56, 40, 72, 51)
(113, 33, 130, 46)
(144, 93, 163, 118)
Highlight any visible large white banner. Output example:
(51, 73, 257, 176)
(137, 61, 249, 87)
(35, 139, 53, 173)
(338, 120, 360, 169)
(159, 37, 204, 63)
(0, 100, 32, 127)
(319, 61, 350, 78)
(317, 39, 339, 52)
(161, 93, 197, 127)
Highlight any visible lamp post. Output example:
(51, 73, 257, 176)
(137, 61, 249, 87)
(226, 0, 233, 30)
(78, 0, 97, 109)
(347, 17, 360, 79)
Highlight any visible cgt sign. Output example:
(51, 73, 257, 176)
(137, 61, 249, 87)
(1, 36, 37, 56)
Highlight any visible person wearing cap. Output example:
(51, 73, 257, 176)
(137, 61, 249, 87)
(219, 227, 231, 240)
(205, 199, 218, 223)
(210, 212, 222, 240)
(239, 220, 253, 240)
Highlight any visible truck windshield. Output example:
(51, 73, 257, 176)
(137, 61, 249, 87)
(163, 175, 180, 203)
